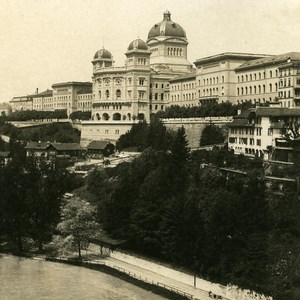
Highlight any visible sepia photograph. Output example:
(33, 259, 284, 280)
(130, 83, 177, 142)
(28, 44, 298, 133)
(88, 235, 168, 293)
(0, 0, 300, 299)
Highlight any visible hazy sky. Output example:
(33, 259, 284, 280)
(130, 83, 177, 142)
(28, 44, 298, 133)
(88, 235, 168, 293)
(1, 0, 300, 102)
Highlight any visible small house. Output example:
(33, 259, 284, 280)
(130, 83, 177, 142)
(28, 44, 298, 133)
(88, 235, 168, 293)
(87, 141, 115, 158)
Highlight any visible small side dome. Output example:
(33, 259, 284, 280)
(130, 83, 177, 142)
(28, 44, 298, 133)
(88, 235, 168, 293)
(94, 48, 112, 59)
(128, 39, 148, 51)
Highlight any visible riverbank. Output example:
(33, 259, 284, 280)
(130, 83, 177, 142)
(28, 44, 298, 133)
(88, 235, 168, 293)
(0, 250, 191, 300)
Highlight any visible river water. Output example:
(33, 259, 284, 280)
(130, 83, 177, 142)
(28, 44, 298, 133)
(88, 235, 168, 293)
(0, 254, 167, 300)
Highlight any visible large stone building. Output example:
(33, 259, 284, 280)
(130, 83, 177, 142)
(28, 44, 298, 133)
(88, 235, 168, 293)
(80, 11, 195, 146)
(9, 11, 300, 148)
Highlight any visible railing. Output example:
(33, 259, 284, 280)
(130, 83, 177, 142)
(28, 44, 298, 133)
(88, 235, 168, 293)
(113, 265, 194, 299)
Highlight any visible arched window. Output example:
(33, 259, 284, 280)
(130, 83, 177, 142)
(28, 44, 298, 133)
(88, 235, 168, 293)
(102, 113, 109, 120)
(263, 85, 265, 93)
(269, 84, 272, 92)
(270, 70, 272, 78)
(116, 89, 121, 98)
(105, 90, 109, 99)
(113, 113, 121, 120)
(95, 113, 100, 120)
(250, 74, 252, 81)
(250, 86, 252, 94)
(258, 85, 261, 93)
(259, 73, 261, 80)
(127, 113, 131, 120)
(99, 91, 102, 99)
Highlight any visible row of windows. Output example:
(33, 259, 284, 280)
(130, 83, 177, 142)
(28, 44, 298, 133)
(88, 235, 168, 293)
(183, 83, 195, 90)
(237, 83, 278, 95)
(78, 94, 93, 100)
(237, 98, 270, 104)
(171, 94, 197, 102)
(151, 83, 167, 89)
(200, 76, 225, 86)
(229, 137, 261, 146)
(279, 90, 292, 99)
(55, 96, 71, 100)
(279, 68, 291, 77)
(237, 70, 278, 82)
(77, 102, 92, 108)
(167, 47, 183, 56)
(230, 128, 262, 136)
(279, 78, 291, 87)
(150, 104, 164, 110)
(150, 93, 164, 101)
(230, 128, 255, 135)
(200, 87, 225, 97)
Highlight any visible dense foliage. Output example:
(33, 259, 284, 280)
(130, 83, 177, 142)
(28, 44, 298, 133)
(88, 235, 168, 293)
(69, 111, 91, 121)
(116, 117, 174, 151)
(0, 140, 83, 253)
(87, 141, 300, 299)
(157, 102, 254, 119)
(0, 122, 81, 143)
(200, 124, 225, 146)
(7, 110, 67, 121)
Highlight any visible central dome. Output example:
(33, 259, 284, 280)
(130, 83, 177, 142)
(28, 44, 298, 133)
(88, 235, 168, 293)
(148, 11, 186, 39)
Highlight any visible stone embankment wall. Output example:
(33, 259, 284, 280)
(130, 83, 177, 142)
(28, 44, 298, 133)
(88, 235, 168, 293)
(110, 250, 271, 300)
(162, 117, 233, 148)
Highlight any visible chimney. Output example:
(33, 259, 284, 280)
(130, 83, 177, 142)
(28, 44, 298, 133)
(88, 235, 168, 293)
(36, 88, 39, 94)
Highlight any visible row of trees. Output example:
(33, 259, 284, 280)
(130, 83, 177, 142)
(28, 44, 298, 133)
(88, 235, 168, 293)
(0, 122, 81, 144)
(86, 125, 300, 299)
(69, 111, 91, 121)
(157, 102, 253, 119)
(6, 109, 68, 121)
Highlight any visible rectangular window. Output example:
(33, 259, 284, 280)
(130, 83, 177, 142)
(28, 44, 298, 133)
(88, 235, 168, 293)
(105, 130, 109, 134)
(115, 130, 119, 135)
(257, 139, 261, 146)
(139, 79, 144, 85)
(155, 93, 158, 100)
(161, 93, 164, 100)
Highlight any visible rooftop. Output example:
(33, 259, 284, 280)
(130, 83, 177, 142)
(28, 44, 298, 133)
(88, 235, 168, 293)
(52, 82, 92, 88)
(235, 52, 300, 71)
(194, 52, 270, 66)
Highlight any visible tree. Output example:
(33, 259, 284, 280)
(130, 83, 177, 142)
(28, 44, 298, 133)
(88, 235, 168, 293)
(200, 124, 225, 146)
(25, 158, 67, 251)
(57, 197, 101, 258)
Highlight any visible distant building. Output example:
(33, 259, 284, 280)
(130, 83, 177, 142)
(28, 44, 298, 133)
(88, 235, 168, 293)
(25, 142, 84, 159)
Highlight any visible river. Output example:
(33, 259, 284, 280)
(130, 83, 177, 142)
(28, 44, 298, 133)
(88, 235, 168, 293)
(0, 254, 167, 300)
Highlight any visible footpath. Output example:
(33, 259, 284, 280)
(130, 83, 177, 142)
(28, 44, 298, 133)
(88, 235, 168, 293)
(95, 256, 222, 300)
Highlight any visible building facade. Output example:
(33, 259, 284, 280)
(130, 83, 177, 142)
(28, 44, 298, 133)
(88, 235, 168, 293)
(81, 11, 195, 145)
(228, 107, 300, 159)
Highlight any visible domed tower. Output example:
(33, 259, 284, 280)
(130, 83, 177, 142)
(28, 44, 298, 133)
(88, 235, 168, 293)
(147, 11, 192, 73)
(125, 38, 151, 122)
(125, 38, 151, 68)
(92, 48, 114, 73)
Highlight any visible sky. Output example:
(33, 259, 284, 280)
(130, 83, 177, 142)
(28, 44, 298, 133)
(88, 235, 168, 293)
(1, 0, 300, 102)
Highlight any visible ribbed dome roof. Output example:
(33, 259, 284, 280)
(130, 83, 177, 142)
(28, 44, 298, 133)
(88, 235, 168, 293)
(94, 48, 112, 59)
(148, 11, 186, 39)
(128, 39, 148, 51)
